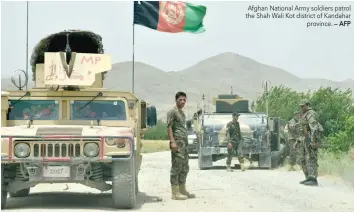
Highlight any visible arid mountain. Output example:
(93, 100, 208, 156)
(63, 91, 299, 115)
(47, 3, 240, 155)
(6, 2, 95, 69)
(2, 52, 353, 119)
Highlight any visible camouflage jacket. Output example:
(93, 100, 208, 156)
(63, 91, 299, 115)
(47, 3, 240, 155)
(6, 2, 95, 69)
(226, 121, 242, 142)
(286, 118, 302, 140)
(166, 106, 188, 141)
(301, 108, 324, 138)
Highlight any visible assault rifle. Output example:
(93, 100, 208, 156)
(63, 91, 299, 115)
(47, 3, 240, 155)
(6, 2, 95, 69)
(301, 121, 312, 148)
(305, 134, 311, 148)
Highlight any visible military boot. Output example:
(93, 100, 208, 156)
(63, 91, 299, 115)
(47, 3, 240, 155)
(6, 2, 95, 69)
(303, 179, 318, 186)
(179, 184, 196, 198)
(240, 162, 246, 171)
(299, 174, 310, 184)
(226, 164, 233, 172)
(288, 165, 296, 171)
(171, 185, 187, 200)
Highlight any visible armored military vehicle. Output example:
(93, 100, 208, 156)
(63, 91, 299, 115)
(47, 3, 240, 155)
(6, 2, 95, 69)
(194, 94, 286, 170)
(1, 30, 156, 209)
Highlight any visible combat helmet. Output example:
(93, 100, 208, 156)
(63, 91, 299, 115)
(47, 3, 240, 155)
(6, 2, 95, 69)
(299, 99, 310, 106)
(232, 112, 240, 117)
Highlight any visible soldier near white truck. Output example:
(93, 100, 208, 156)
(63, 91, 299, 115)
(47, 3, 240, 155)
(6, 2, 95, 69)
(1, 30, 156, 209)
(284, 111, 302, 170)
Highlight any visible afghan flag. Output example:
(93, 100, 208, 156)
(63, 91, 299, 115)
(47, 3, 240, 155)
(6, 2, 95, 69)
(133, 1, 207, 33)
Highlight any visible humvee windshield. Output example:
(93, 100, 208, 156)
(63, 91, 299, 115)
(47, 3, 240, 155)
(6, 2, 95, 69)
(70, 100, 127, 120)
(7, 100, 59, 120)
(202, 113, 267, 132)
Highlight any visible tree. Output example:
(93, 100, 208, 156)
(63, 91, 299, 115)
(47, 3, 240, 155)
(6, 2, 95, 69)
(309, 87, 354, 137)
(253, 85, 354, 153)
(253, 85, 309, 121)
(326, 115, 354, 152)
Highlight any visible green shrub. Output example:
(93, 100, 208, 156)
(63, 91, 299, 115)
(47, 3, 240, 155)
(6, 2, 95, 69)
(254, 86, 354, 153)
(325, 115, 354, 153)
(143, 121, 169, 140)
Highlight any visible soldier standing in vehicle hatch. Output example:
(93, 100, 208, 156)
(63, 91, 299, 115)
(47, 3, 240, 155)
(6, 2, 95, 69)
(295, 99, 323, 186)
(286, 111, 302, 171)
(226, 112, 246, 172)
(167, 91, 196, 200)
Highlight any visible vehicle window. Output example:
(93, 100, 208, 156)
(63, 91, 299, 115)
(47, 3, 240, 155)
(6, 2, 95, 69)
(238, 116, 264, 125)
(7, 100, 59, 120)
(70, 100, 127, 120)
(202, 114, 267, 130)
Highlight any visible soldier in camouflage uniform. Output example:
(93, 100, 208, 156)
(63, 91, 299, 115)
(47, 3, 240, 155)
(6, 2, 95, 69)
(226, 112, 246, 172)
(285, 111, 302, 170)
(296, 99, 323, 186)
(167, 92, 196, 200)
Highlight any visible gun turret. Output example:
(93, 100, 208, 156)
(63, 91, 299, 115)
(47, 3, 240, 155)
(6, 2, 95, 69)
(212, 94, 250, 113)
(30, 30, 112, 91)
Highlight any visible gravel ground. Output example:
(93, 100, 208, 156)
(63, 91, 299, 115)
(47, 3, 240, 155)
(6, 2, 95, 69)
(4, 151, 354, 212)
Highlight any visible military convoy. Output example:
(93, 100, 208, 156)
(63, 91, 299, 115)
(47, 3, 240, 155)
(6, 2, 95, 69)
(1, 30, 156, 209)
(193, 94, 287, 170)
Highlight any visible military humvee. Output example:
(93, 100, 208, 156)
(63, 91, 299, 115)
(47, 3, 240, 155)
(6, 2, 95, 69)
(194, 94, 286, 170)
(1, 30, 156, 209)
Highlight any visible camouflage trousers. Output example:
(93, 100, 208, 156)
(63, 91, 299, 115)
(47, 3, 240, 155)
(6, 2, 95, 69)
(288, 139, 299, 166)
(299, 137, 320, 180)
(226, 140, 244, 165)
(170, 139, 190, 186)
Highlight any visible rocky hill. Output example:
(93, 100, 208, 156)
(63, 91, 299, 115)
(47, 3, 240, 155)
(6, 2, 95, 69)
(2, 52, 353, 119)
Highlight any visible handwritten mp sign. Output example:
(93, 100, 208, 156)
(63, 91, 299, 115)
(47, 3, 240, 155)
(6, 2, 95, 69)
(44, 52, 112, 86)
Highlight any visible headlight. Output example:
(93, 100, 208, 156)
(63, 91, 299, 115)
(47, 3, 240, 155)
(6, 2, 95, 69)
(83, 143, 99, 157)
(105, 138, 116, 146)
(14, 143, 30, 158)
(115, 139, 127, 148)
(104, 138, 128, 148)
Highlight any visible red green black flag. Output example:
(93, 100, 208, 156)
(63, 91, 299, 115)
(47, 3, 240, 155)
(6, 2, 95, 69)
(133, 1, 207, 33)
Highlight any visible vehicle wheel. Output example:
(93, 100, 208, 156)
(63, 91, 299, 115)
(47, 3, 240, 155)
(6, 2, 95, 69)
(9, 188, 30, 198)
(271, 151, 281, 168)
(197, 141, 206, 170)
(111, 157, 137, 209)
(135, 177, 139, 194)
(271, 144, 286, 168)
(1, 166, 8, 209)
(198, 151, 205, 170)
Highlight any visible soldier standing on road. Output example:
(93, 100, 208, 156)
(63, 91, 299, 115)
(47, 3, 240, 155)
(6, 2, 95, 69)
(226, 112, 246, 172)
(167, 91, 196, 200)
(295, 99, 323, 186)
(285, 111, 302, 171)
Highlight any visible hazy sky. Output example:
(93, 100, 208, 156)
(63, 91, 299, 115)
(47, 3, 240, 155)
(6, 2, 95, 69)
(1, 1, 354, 81)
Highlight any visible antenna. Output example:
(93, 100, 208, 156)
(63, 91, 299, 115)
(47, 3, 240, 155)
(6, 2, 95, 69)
(65, 33, 72, 65)
(202, 94, 205, 114)
(231, 86, 233, 94)
(262, 80, 271, 116)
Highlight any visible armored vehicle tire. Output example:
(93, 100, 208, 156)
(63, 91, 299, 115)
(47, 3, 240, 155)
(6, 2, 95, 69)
(1, 167, 8, 209)
(197, 142, 206, 170)
(135, 177, 139, 194)
(9, 188, 30, 198)
(271, 144, 286, 168)
(112, 157, 137, 209)
(198, 152, 206, 170)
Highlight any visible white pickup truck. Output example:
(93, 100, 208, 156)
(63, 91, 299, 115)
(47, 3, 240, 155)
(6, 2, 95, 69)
(187, 133, 198, 154)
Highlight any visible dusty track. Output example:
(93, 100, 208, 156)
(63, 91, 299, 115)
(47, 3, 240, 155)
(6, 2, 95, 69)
(3, 152, 354, 212)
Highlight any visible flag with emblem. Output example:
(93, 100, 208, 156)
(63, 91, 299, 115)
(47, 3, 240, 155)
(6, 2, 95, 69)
(133, 1, 207, 33)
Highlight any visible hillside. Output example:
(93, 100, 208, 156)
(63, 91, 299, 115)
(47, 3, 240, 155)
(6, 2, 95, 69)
(2, 52, 353, 119)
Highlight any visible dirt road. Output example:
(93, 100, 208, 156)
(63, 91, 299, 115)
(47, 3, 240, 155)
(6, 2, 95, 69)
(4, 152, 354, 212)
